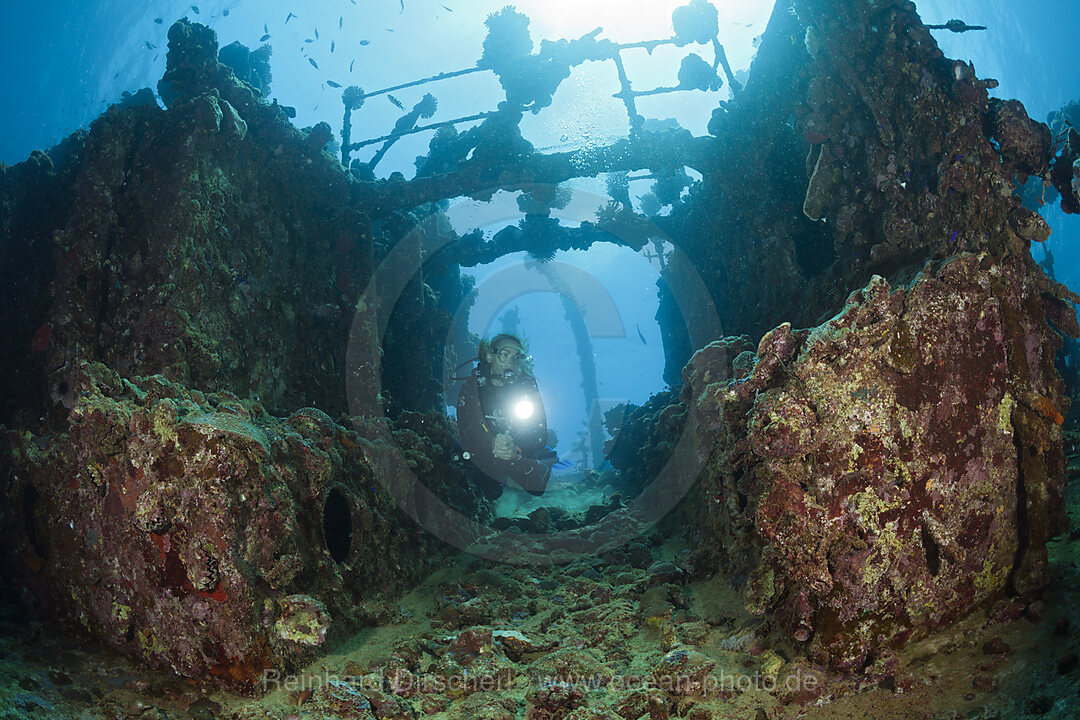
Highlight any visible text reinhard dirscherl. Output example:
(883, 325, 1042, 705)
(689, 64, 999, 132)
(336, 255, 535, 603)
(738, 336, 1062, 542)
(260, 667, 819, 695)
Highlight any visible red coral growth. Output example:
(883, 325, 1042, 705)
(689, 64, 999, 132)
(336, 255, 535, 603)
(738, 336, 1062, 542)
(1034, 396, 1065, 425)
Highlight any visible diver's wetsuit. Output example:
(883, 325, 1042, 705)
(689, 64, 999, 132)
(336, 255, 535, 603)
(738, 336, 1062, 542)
(457, 371, 550, 499)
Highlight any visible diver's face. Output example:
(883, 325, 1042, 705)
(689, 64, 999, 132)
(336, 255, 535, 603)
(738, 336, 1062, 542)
(488, 344, 524, 376)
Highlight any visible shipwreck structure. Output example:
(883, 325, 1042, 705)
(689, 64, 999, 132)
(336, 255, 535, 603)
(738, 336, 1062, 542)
(0, 0, 1077, 705)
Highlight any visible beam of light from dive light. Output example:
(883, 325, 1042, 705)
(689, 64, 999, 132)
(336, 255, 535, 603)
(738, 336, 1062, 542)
(514, 397, 535, 420)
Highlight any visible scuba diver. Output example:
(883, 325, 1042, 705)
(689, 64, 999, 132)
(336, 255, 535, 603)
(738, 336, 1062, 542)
(456, 334, 552, 500)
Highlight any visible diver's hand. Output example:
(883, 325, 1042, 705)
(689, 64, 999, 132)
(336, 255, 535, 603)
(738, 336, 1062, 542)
(492, 433, 517, 460)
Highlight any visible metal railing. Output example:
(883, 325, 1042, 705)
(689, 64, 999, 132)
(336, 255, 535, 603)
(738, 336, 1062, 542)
(338, 1, 740, 174)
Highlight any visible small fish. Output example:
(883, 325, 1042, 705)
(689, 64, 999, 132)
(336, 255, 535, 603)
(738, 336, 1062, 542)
(358, 39, 370, 45)
(264, 22, 268, 33)
(636, 324, 646, 345)
(305, 38, 313, 43)
(327, 80, 342, 88)
(260, 33, 271, 41)
(441, 4, 452, 10)
(154, 17, 163, 24)
(385, 28, 394, 32)
(314, 27, 319, 39)
(222, 8, 229, 16)
(145, 41, 156, 50)
(330, 40, 335, 52)
(191, 4, 199, 14)
(349, 59, 355, 71)
(339, 16, 343, 28)
(387, 94, 404, 110)
(285, 12, 296, 23)
(308, 57, 319, 69)
(399, 0, 404, 12)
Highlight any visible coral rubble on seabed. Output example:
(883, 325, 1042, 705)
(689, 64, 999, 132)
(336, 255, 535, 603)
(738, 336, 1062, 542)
(1, 498, 1079, 719)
